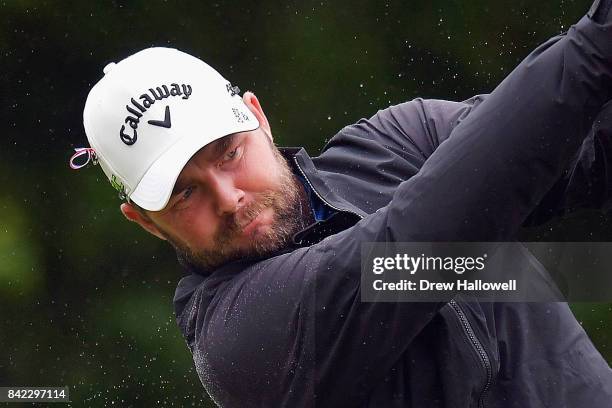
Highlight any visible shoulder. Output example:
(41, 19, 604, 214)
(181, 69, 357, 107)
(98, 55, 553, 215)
(321, 95, 488, 159)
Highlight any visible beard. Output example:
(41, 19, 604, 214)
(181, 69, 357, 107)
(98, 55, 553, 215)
(162, 145, 311, 273)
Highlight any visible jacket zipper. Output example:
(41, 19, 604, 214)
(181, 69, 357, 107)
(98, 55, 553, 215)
(294, 156, 494, 404)
(449, 299, 492, 408)
(292, 157, 364, 219)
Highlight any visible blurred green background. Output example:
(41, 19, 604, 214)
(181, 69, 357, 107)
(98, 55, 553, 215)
(2, 0, 611, 406)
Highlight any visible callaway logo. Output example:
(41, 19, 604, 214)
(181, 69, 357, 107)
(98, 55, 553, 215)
(148, 106, 171, 129)
(120, 83, 192, 146)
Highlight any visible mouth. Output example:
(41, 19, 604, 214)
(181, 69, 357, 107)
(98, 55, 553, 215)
(240, 208, 273, 237)
(236, 209, 261, 230)
(241, 212, 262, 236)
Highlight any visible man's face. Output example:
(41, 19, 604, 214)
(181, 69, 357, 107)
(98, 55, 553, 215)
(140, 128, 306, 271)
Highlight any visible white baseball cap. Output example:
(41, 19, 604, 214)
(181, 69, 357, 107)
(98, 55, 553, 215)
(80, 47, 259, 211)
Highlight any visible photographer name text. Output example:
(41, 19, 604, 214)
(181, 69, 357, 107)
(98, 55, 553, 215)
(373, 279, 517, 292)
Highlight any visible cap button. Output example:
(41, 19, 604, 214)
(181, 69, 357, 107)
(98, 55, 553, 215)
(103, 62, 117, 75)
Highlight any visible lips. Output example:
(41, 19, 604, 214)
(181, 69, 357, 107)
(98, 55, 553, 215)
(240, 211, 263, 236)
(236, 210, 261, 231)
(232, 196, 275, 238)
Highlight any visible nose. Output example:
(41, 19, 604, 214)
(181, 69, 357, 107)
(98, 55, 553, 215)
(208, 172, 245, 217)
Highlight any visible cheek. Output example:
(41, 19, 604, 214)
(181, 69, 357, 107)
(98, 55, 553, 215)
(181, 222, 217, 252)
(241, 147, 283, 190)
(165, 205, 217, 249)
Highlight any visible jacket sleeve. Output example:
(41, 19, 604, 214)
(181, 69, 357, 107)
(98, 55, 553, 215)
(524, 100, 612, 225)
(348, 93, 612, 228)
(189, 14, 612, 408)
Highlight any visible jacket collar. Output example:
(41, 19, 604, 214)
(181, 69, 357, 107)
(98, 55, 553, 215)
(280, 147, 367, 218)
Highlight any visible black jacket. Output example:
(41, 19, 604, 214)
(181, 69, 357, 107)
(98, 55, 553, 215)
(174, 13, 612, 408)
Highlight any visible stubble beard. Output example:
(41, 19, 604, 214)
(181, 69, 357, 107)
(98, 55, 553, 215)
(164, 146, 309, 273)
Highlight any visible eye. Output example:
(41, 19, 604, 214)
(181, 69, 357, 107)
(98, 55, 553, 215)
(221, 144, 243, 166)
(225, 147, 239, 161)
(170, 185, 195, 211)
(178, 186, 194, 203)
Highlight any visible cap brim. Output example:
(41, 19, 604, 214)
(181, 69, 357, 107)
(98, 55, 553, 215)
(129, 110, 259, 212)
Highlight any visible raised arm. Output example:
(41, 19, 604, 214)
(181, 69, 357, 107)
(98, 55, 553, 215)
(525, 100, 612, 225)
(319, 91, 612, 228)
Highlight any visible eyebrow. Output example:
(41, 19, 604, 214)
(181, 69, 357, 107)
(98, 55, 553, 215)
(169, 134, 237, 199)
(211, 134, 236, 160)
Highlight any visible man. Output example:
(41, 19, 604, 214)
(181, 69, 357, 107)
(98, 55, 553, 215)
(74, 2, 612, 406)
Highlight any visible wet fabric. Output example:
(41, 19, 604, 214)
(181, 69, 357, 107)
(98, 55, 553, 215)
(173, 11, 612, 408)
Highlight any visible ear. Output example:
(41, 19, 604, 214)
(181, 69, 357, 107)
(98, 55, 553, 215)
(242, 91, 273, 141)
(120, 202, 167, 241)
